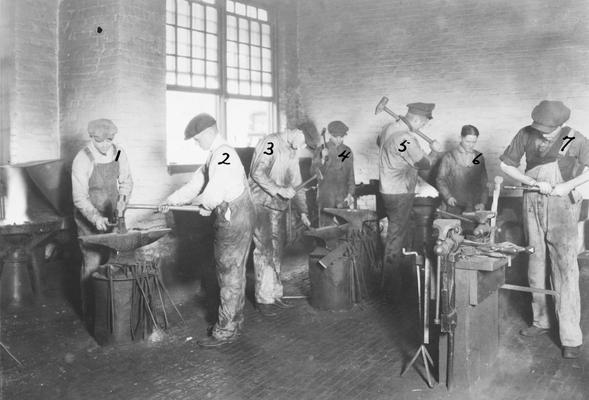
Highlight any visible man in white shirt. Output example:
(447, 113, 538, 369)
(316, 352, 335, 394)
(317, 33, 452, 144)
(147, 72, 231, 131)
(160, 113, 254, 347)
(71, 118, 133, 326)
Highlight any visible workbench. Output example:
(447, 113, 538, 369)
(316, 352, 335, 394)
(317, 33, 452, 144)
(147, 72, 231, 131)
(438, 254, 508, 390)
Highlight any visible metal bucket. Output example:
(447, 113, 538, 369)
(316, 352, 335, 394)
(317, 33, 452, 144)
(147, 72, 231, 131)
(92, 264, 160, 346)
(308, 247, 353, 311)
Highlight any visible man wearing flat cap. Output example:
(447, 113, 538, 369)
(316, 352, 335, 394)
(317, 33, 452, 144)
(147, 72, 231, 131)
(72, 118, 133, 326)
(501, 100, 589, 359)
(160, 113, 254, 347)
(249, 126, 312, 316)
(377, 102, 443, 302)
(311, 120, 356, 226)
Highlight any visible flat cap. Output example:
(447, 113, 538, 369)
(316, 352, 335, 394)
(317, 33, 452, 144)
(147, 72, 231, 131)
(531, 100, 570, 133)
(327, 120, 349, 136)
(184, 113, 216, 140)
(88, 119, 117, 140)
(407, 103, 435, 119)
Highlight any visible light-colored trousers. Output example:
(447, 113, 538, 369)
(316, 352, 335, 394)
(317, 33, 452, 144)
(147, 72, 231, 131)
(252, 205, 286, 304)
(523, 192, 583, 346)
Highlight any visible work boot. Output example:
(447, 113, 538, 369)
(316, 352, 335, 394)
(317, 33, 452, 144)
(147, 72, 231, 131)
(562, 346, 582, 359)
(519, 325, 550, 337)
(274, 298, 294, 309)
(197, 336, 235, 348)
(257, 303, 278, 317)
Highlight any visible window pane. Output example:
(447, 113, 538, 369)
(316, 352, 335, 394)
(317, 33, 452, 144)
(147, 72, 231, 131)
(192, 3, 205, 31)
(262, 84, 272, 97)
(177, 28, 190, 56)
(227, 79, 239, 94)
(251, 82, 262, 96)
(261, 24, 270, 47)
(227, 1, 235, 13)
(239, 68, 250, 82)
(177, 0, 190, 27)
(251, 46, 261, 70)
(192, 59, 205, 74)
(261, 48, 271, 71)
(192, 75, 205, 87)
(206, 61, 218, 77)
(166, 0, 176, 24)
(202, 0, 215, 4)
(166, 91, 216, 165)
(258, 9, 268, 21)
(226, 99, 272, 147)
(235, 2, 246, 16)
(178, 57, 190, 73)
(227, 42, 238, 67)
(206, 76, 219, 89)
(178, 73, 191, 86)
(166, 25, 176, 54)
(246, 5, 257, 18)
(227, 15, 237, 41)
(206, 34, 217, 61)
(238, 18, 249, 43)
(250, 22, 260, 46)
(166, 55, 176, 72)
(206, 7, 217, 33)
(227, 67, 238, 80)
(192, 31, 205, 58)
(239, 44, 249, 69)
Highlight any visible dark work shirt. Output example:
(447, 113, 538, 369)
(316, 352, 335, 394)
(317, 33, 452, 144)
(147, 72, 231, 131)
(500, 126, 589, 181)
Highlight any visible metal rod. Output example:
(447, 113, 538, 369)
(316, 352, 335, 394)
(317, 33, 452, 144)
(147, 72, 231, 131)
(503, 185, 540, 192)
(423, 256, 430, 345)
(434, 256, 441, 325)
(127, 204, 203, 212)
(435, 208, 473, 223)
(500, 283, 559, 300)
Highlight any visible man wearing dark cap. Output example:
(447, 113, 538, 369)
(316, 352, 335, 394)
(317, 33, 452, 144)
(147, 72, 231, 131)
(160, 113, 254, 347)
(311, 120, 356, 226)
(377, 102, 443, 302)
(249, 127, 312, 316)
(72, 119, 133, 326)
(501, 100, 589, 359)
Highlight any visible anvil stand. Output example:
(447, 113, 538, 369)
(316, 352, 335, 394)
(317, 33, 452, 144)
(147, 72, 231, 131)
(400, 248, 435, 388)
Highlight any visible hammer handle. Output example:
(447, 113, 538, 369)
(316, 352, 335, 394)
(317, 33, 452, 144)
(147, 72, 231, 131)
(503, 185, 540, 192)
(127, 204, 203, 213)
(382, 107, 434, 144)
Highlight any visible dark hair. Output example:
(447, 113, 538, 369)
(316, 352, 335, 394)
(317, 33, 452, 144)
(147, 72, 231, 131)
(461, 125, 479, 137)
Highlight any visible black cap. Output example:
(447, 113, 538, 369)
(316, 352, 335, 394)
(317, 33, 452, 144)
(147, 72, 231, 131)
(327, 120, 349, 136)
(184, 113, 216, 140)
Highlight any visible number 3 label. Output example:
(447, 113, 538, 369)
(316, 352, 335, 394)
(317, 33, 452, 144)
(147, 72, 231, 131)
(263, 142, 274, 155)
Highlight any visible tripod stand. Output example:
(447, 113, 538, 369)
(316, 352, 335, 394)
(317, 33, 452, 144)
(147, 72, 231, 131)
(400, 248, 435, 388)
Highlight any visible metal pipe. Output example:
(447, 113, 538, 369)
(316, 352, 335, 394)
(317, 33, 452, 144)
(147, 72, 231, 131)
(434, 255, 441, 325)
(127, 204, 203, 213)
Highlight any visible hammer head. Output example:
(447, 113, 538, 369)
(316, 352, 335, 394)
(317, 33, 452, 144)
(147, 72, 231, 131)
(374, 96, 389, 115)
(433, 218, 462, 240)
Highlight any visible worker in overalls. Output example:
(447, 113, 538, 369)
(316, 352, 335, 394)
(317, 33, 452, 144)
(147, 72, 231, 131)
(71, 119, 133, 327)
(500, 100, 589, 359)
(160, 114, 254, 347)
(311, 120, 356, 226)
(249, 128, 312, 316)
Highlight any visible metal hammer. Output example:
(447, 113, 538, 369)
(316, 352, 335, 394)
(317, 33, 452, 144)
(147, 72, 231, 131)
(374, 96, 434, 144)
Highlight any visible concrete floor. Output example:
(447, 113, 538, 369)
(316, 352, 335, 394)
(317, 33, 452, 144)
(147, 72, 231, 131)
(1, 243, 588, 400)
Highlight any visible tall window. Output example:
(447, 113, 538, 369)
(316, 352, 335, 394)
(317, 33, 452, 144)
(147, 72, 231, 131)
(166, 0, 276, 165)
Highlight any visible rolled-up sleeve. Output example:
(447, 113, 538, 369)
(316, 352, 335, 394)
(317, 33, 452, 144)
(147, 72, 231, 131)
(167, 167, 205, 205)
(500, 129, 526, 168)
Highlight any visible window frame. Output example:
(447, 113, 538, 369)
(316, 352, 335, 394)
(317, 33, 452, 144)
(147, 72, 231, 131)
(166, 0, 279, 171)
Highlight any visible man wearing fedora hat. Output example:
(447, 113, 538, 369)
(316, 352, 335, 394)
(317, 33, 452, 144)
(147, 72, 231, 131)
(311, 120, 356, 226)
(160, 113, 254, 347)
(501, 100, 589, 359)
(377, 102, 443, 302)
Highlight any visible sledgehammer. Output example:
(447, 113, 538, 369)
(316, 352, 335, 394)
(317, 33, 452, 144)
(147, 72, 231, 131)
(374, 96, 434, 145)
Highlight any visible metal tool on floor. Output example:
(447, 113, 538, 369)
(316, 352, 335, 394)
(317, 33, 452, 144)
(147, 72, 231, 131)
(400, 248, 435, 388)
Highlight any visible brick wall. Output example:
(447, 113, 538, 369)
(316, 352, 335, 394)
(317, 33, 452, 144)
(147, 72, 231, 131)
(1, 0, 59, 164)
(296, 0, 589, 195)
